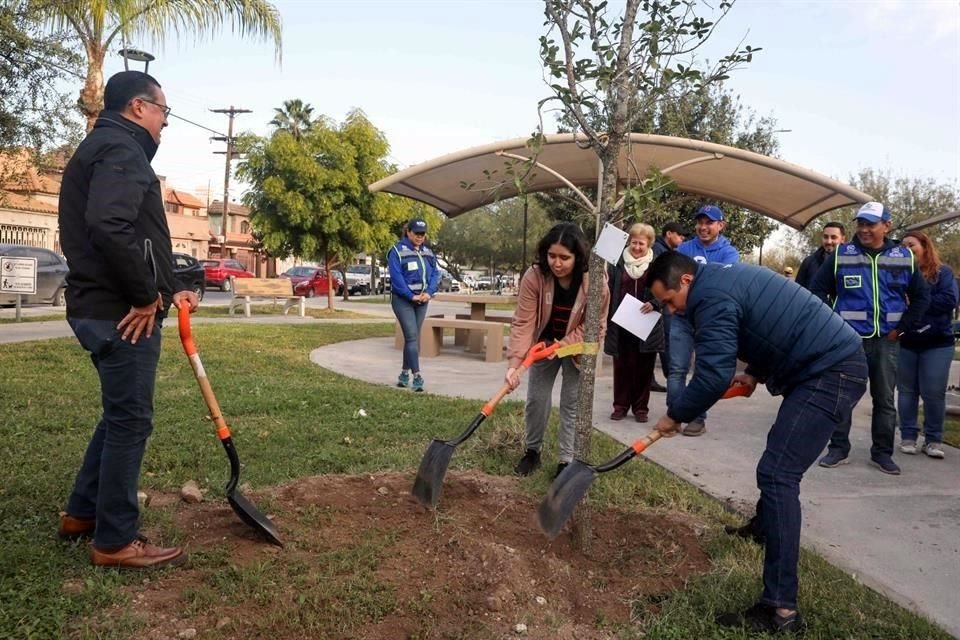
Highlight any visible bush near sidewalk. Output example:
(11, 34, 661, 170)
(0, 323, 950, 639)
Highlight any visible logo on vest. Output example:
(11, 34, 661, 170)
(843, 275, 862, 289)
(843, 245, 858, 255)
(889, 247, 904, 257)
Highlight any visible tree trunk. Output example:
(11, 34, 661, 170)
(80, 44, 106, 132)
(325, 256, 337, 310)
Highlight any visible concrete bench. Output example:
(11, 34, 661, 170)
(423, 317, 505, 362)
(394, 317, 505, 362)
(228, 277, 305, 318)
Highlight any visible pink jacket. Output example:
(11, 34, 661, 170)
(506, 266, 609, 368)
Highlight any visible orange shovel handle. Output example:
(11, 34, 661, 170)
(178, 305, 232, 441)
(480, 342, 560, 416)
(722, 384, 751, 400)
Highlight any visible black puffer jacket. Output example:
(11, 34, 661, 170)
(59, 112, 182, 320)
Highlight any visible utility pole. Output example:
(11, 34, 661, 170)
(210, 106, 252, 260)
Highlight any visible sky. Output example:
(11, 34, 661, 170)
(94, 0, 960, 205)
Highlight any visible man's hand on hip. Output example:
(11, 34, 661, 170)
(117, 294, 162, 344)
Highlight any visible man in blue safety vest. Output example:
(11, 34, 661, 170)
(811, 202, 930, 475)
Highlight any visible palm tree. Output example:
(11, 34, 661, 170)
(269, 99, 314, 140)
(34, 1, 283, 131)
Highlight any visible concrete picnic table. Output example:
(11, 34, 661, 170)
(432, 292, 517, 353)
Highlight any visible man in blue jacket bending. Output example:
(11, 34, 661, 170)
(647, 252, 867, 634)
(670, 204, 739, 436)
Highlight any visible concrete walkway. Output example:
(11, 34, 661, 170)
(3, 311, 957, 637)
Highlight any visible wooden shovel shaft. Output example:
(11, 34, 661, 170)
(178, 306, 232, 441)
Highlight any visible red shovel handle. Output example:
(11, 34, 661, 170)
(722, 383, 751, 400)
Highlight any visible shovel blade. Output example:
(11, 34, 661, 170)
(411, 439, 456, 509)
(227, 491, 283, 547)
(537, 460, 597, 538)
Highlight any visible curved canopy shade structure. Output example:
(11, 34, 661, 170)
(369, 133, 873, 230)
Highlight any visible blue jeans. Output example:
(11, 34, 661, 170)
(758, 352, 868, 609)
(65, 318, 162, 549)
(666, 314, 706, 423)
(392, 295, 428, 373)
(898, 344, 954, 444)
(828, 337, 898, 459)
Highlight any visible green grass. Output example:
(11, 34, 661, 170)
(0, 312, 65, 324)
(0, 323, 951, 639)
(941, 414, 959, 448)
(189, 305, 373, 320)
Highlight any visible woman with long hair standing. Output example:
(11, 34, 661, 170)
(388, 217, 440, 392)
(505, 222, 608, 478)
(897, 231, 958, 459)
(604, 223, 664, 422)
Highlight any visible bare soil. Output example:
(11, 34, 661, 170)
(96, 471, 711, 639)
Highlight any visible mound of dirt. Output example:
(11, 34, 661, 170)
(106, 471, 711, 639)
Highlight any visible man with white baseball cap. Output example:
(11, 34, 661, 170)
(810, 202, 930, 475)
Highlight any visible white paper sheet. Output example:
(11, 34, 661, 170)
(611, 293, 661, 341)
(593, 222, 629, 265)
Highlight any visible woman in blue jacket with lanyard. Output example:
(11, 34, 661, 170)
(388, 217, 440, 392)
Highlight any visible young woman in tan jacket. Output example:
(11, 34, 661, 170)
(505, 223, 608, 478)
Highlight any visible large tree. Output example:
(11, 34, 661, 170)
(538, 0, 756, 548)
(269, 98, 314, 141)
(237, 107, 426, 309)
(435, 197, 555, 277)
(32, 0, 283, 131)
(0, 2, 81, 160)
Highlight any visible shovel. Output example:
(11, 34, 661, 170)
(177, 305, 283, 546)
(411, 340, 561, 508)
(537, 382, 750, 538)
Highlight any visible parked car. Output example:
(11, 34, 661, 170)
(344, 264, 373, 296)
(200, 258, 254, 292)
(0, 243, 68, 306)
(173, 253, 205, 301)
(437, 268, 461, 293)
(280, 265, 340, 298)
(475, 276, 493, 291)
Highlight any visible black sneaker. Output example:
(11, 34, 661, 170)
(553, 462, 569, 479)
(513, 449, 541, 476)
(650, 379, 667, 393)
(724, 514, 766, 546)
(716, 603, 805, 634)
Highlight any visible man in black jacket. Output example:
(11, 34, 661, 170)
(794, 221, 845, 290)
(57, 71, 199, 569)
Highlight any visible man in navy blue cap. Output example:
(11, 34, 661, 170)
(811, 201, 930, 475)
(669, 204, 739, 436)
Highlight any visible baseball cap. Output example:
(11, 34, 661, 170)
(662, 221, 688, 236)
(695, 205, 724, 221)
(408, 218, 428, 233)
(853, 202, 891, 224)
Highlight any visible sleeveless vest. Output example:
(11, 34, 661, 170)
(833, 242, 914, 337)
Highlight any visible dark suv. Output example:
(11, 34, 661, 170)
(0, 243, 68, 306)
(173, 253, 205, 300)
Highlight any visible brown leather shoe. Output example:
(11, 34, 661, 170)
(58, 512, 95, 541)
(91, 536, 186, 569)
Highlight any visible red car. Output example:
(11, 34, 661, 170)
(200, 258, 254, 292)
(280, 266, 341, 297)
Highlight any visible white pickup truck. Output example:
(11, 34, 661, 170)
(344, 264, 390, 295)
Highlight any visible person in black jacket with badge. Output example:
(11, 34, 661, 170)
(56, 71, 199, 569)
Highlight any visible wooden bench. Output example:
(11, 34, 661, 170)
(228, 278, 305, 318)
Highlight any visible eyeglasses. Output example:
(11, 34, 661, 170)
(136, 97, 171, 117)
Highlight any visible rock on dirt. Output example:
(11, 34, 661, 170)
(514, 622, 528, 634)
(179, 481, 202, 504)
(177, 629, 197, 639)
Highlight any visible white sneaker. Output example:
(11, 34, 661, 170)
(922, 442, 945, 459)
(899, 439, 918, 455)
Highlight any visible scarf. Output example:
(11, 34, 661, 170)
(622, 247, 653, 279)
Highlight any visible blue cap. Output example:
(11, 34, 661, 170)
(854, 202, 891, 223)
(695, 204, 724, 221)
(408, 218, 428, 233)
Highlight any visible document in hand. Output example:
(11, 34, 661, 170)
(611, 293, 661, 341)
